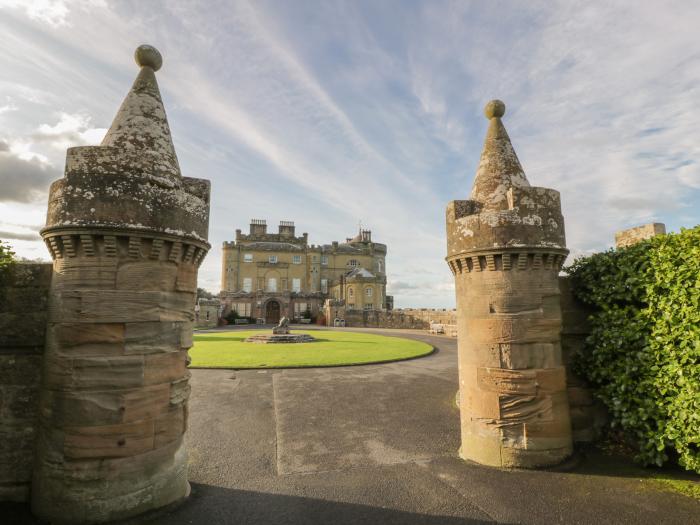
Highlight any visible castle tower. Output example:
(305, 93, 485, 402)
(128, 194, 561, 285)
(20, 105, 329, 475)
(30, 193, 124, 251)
(445, 100, 572, 468)
(32, 46, 211, 522)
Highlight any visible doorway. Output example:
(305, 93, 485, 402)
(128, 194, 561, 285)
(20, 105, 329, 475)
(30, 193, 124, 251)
(265, 300, 281, 324)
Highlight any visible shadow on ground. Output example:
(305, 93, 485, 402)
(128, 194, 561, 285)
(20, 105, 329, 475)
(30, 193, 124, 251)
(0, 485, 510, 525)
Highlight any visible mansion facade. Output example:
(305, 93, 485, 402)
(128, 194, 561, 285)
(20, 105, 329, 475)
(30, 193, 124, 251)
(221, 219, 390, 323)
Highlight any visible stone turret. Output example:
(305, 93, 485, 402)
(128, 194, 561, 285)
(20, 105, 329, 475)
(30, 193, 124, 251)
(32, 45, 211, 523)
(445, 100, 572, 468)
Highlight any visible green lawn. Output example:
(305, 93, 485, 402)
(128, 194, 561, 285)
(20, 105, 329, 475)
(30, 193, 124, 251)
(189, 329, 433, 369)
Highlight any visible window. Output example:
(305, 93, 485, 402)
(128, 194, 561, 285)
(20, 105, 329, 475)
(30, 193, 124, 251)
(243, 278, 252, 292)
(267, 278, 277, 292)
(294, 302, 307, 315)
(377, 260, 383, 273)
(364, 304, 373, 311)
(312, 255, 318, 262)
(348, 303, 355, 309)
(244, 253, 253, 262)
(365, 287, 373, 297)
(348, 287, 354, 297)
(268, 255, 278, 264)
(292, 278, 301, 293)
(321, 278, 328, 294)
(347, 259, 359, 268)
(292, 254, 301, 264)
(234, 303, 251, 317)
(321, 255, 328, 265)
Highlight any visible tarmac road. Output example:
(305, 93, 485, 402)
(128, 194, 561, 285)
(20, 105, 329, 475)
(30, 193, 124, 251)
(4, 327, 699, 524)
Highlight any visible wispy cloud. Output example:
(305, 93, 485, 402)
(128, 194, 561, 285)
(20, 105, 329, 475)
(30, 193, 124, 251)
(0, 0, 698, 306)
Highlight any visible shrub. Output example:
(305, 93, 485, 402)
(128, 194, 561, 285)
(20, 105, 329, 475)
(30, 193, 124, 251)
(566, 227, 700, 472)
(0, 240, 15, 288)
(224, 310, 239, 324)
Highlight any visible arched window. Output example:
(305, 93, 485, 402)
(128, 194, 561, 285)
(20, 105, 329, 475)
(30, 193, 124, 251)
(348, 287, 354, 297)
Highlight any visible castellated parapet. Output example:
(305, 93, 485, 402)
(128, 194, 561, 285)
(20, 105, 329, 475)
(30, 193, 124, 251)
(32, 45, 211, 523)
(446, 100, 572, 468)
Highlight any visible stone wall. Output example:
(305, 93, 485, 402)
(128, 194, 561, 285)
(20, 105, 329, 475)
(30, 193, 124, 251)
(393, 308, 457, 325)
(0, 263, 52, 501)
(559, 277, 607, 442)
(615, 223, 665, 248)
(195, 299, 219, 328)
(343, 309, 431, 329)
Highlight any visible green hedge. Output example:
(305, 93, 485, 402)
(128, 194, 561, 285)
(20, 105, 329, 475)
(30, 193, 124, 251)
(566, 227, 699, 472)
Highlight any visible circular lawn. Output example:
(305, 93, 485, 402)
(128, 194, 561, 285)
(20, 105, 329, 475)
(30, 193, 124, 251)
(188, 329, 433, 369)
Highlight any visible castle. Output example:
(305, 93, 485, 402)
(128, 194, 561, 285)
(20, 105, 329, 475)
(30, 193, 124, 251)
(221, 220, 390, 323)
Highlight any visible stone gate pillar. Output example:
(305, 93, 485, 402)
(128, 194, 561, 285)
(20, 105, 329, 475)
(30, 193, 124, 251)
(445, 100, 572, 468)
(32, 46, 211, 523)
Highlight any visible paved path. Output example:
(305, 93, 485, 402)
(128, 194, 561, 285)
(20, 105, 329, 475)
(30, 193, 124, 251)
(4, 328, 699, 524)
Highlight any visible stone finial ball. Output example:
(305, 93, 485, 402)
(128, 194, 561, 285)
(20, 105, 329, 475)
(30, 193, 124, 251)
(484, 99, 506, 119)
(134, 45, 163, 71)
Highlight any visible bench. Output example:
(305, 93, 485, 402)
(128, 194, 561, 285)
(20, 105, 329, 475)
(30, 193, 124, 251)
(429, 323, 445, 334)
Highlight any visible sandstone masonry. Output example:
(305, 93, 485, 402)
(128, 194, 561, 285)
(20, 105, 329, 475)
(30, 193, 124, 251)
(445, 100, 573, 468)
(615, 223, 666, 248)
(29, 45, 211, 524)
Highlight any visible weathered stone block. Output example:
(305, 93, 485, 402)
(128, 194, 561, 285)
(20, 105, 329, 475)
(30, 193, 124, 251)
(48, 391, 123, 427)
(143, 351, 188, 385)
(154, 406, 184, 447)
(116, 261, 178, 291)
(44, 355, 145, 389)
(122, 384, 171, 422)
(175, 264, 197, 292)
(48, 323, 126, 357)
(124, 321, 183, 354)
(169, 377, 191, 406)
(477, 367, 538, 395)
(50, 290, 195, 324)
(63, 419, 155, 459)
(51, 257, 118, 290)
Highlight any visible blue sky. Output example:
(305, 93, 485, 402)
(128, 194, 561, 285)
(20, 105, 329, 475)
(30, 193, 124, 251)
(1, 0, 698, 307)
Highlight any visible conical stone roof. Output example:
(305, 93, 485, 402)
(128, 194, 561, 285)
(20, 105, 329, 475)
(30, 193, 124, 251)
(469, 100, 530, 210)
(101, 45, 181, 181)
(42, 45, 211, 245)
(445, 99, 567, 255)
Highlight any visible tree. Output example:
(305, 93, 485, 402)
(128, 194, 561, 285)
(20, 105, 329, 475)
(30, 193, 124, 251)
(197, 287, 215, 299)
(0, 240, 14, 270)
(0, 240, 16, 288)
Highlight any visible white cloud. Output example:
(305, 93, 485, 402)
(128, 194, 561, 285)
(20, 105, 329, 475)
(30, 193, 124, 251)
(676, 163, 700, 189)
(0, 0, 70, 27)
(33, 112, 106, 150)
(0, 1, 698, 309)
